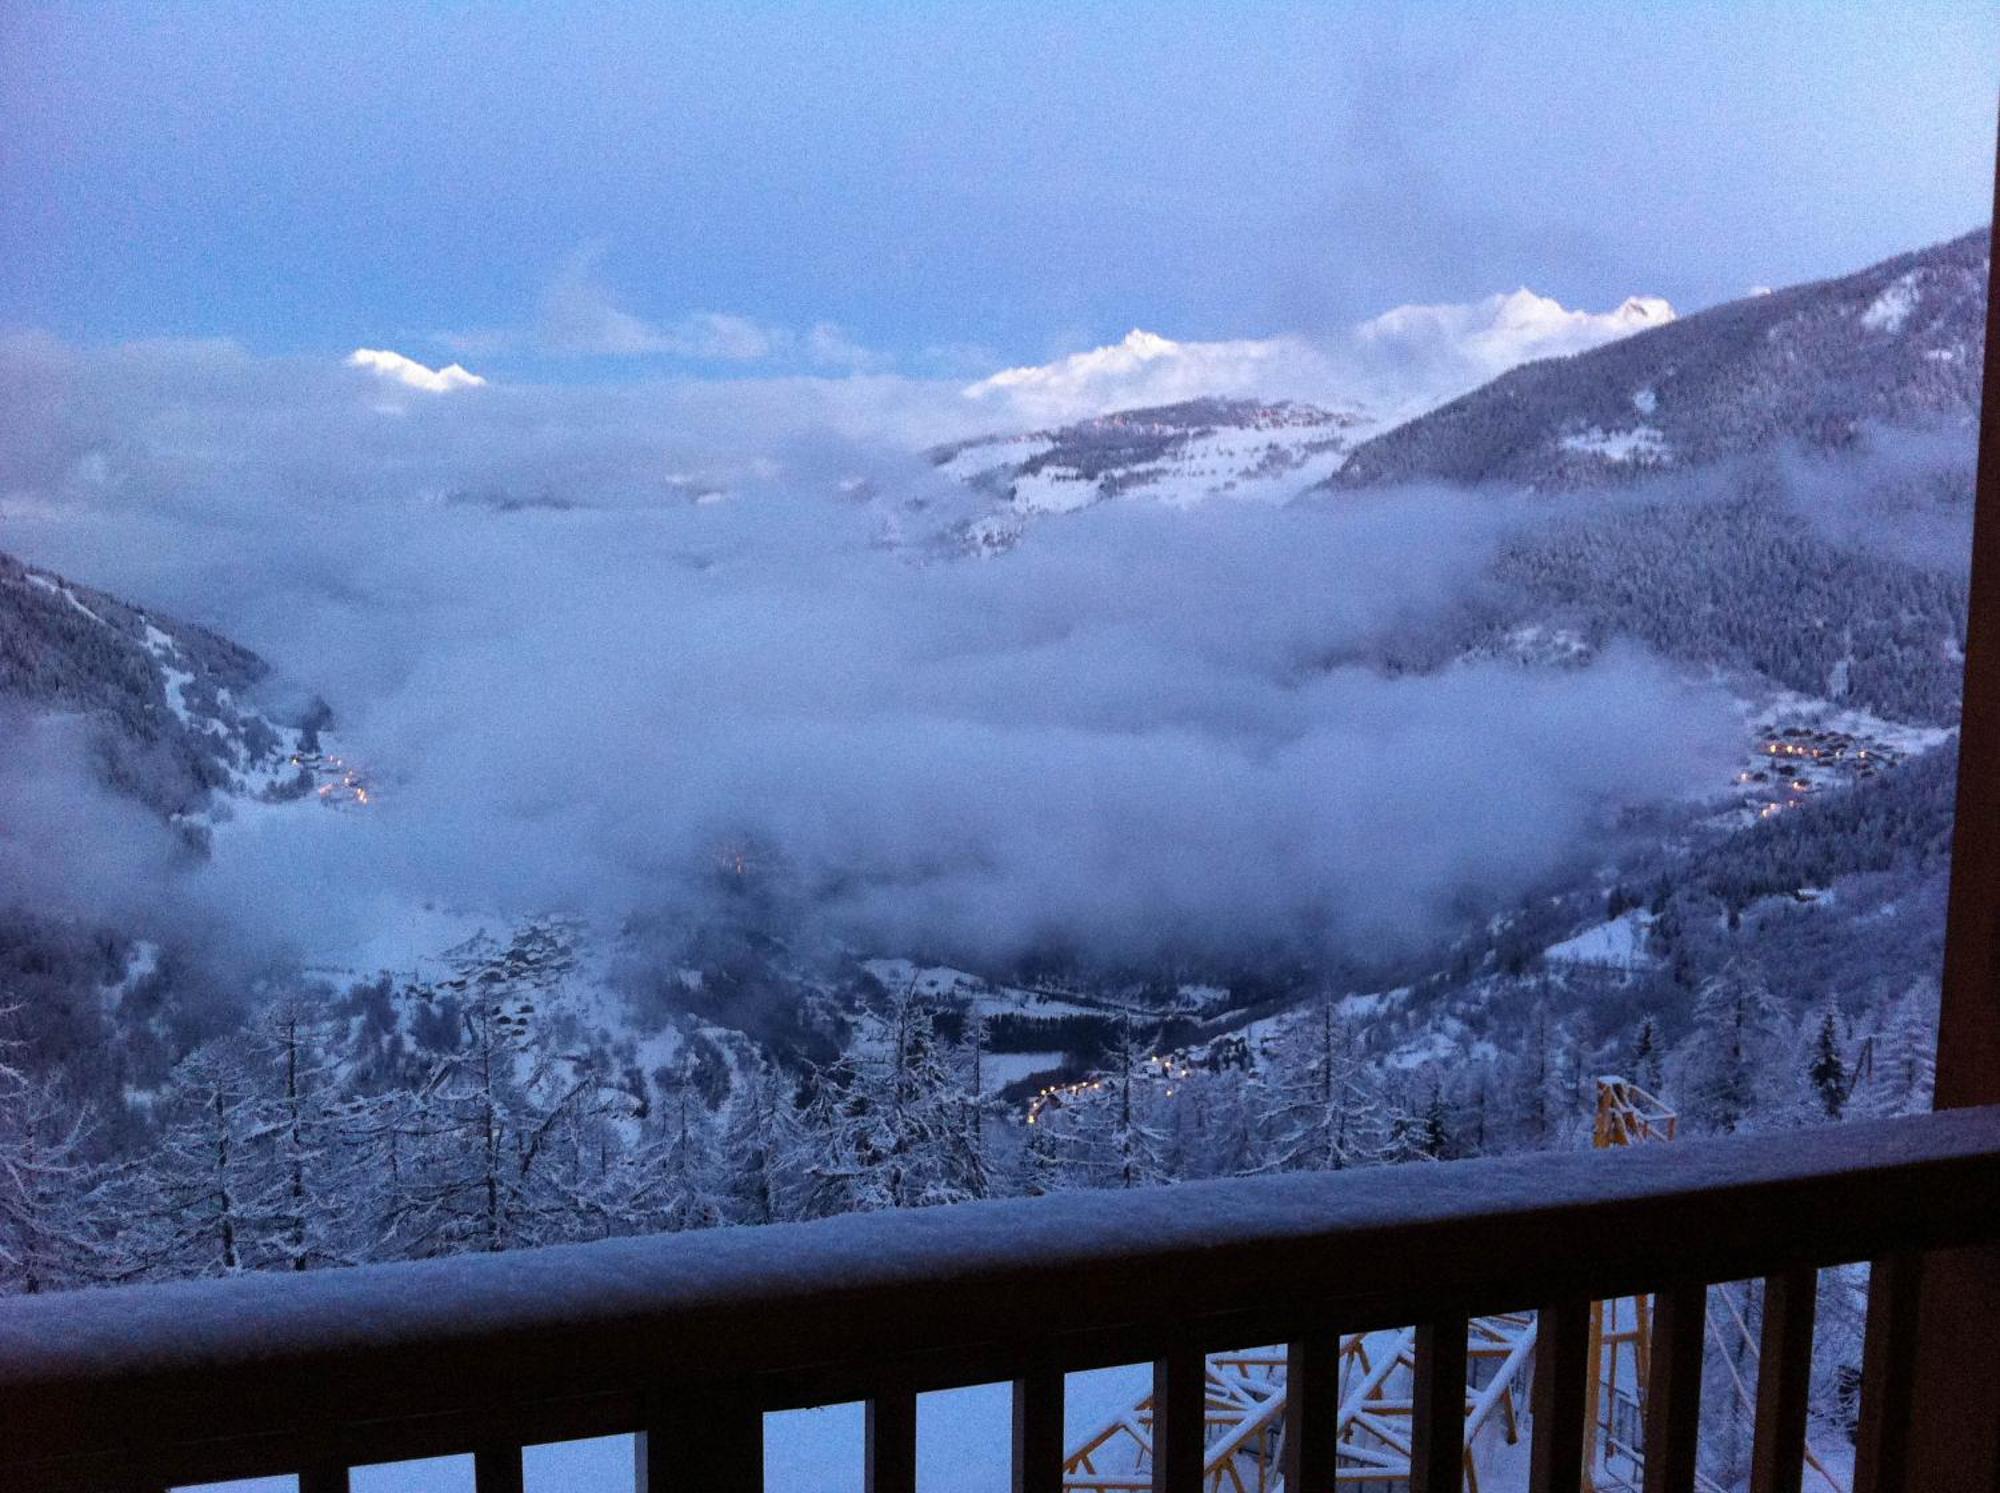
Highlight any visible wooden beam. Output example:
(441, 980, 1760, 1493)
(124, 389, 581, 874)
(1409, 1315, 1467, 1493)
(1907, 101, 2000, 1493)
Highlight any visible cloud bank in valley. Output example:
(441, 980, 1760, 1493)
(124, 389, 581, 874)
(0, 333, 1740, 971)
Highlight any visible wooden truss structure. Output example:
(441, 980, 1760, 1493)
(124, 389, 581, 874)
(1060, 1316, 1539, 1492)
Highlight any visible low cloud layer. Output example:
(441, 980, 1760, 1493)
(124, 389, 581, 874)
(0, 334, 1738, 973)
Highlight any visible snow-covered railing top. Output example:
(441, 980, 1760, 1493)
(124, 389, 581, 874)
(3, 1106, 1998, 1491)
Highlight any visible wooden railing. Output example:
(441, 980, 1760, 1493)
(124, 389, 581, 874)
(2, 1107, 1998, 1493)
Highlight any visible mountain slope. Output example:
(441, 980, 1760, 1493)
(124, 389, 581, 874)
(0, 551, 328, 821)
(929, 397, 1373, 552)
(1330, 228, 1988, 491)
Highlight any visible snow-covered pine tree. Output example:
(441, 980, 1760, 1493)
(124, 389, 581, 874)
(0, 1078, 104, 1293)
(1853, 984, 1938, 1118)
(244, 1004, 350, 1271)
(1676, 965, 1788, 1135)
(721, 1056, 803, 1225)
(122, 1037, 266, 1277)
(627, 1060, 726, 1232)
(1258, 998, 1383, 1172)
(1507, 1001, 1570, 1151)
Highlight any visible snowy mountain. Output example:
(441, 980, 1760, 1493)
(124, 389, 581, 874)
(1332, 228, 1988, 491)
(929, 398, 1374, 552)
(0, 550, 336, 825)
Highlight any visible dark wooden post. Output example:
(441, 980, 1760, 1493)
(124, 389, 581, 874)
(1151, 1345, 1206, 1493)
(1013, 1362, 1066, 1493)
(866, 1391, 919, 1493)
(1748, 1270, 1816, 1493)
(1409, 1316, 1467, 1493)
(1528, 1300, 1591, 1493)
(1641, 1286, 1705, 1493)
(474, 1444, 525, 1493)
(636, 1393, 763, 1493)
(1907, 103, 2000, 1493)
(1282, 1335, 1338, 1493)
(1854, 1254, 1924, 1493)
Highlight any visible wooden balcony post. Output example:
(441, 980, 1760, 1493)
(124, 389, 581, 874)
(866, 1391, 919, 1493)
(636, 1393, 763, 1493)
(1409, 1315, 1468, 1493)
(1528, 1299, 1590, 1493)
(1012, 1361, 1065, 1493)
(299, 1465, 350, 1493)
(1151, 1345, 1206, 1493)
(1908, 104, 2000, 1493)
(1282, 1335, 1338, 1493)
(474, 1443, 525, 1493)
(1747, 1269, 1816, 1493)
(1854, 1254, 1924, 1493)
(1641, 1285, 1705, 1493)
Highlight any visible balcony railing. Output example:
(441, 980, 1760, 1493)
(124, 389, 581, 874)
(2, 1105, 1996, 1493)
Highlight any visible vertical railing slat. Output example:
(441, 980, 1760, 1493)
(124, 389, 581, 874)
(1853, 1253, 1923, 1493)
(1282, 1335, 1337, 1493)
(1013, 1362, 1065, 1493)
(1150, 1345, 1206, 1493)
(1748, 1268, 1818, 1493)
(1528, 1299, 1591, 1493)
(636, 1393, 764, 1493)
(1642, 1284, 1706, 1493)
(867, 1390, 919, 1493)
(475, 1442, 525, 1493)
(299, 1465, 350, 1493)
(1409, 1315, 1468, 1493)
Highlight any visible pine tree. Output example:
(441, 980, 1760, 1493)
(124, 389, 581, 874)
(125, 1039, 265, 1277)
(628, 1063, 725, 1232)
(721, 1057, 802, 1225)
(1805, 1003, 1849, 1122)
(0, 1079, 104, 1293)
(1677, 965, 1788, 1135)
(1630, 1014, 1666, 1096)
(1259, 998, 1383, 1172)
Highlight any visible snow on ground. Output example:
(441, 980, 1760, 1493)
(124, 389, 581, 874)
(25, 570, 106, 624)
(1557, 424, 1670, 464)
(1861, 272, 1921, 334)
(143, 623, 199, 727)
(1543, 909, 1656, 971)
(980, 1050, 1068, 1094)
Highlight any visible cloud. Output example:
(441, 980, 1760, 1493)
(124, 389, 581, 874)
(346, 347, 486, 393)
(963, 330, 1349, 425)
(958, 290, 1674, 427)
(532, 245, 793, 364)
(0, 334, 1741, 977)
(1353, 289, 1674, 411)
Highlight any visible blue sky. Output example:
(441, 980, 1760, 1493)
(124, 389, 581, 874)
(3, 1, 1995, 380)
